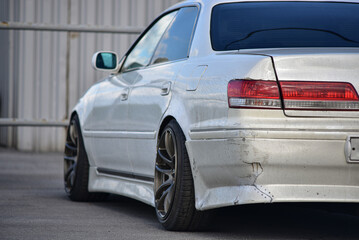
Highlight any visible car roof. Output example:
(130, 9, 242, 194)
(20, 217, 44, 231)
(169, 0, 359, 10)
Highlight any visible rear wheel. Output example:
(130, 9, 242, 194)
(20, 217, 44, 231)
(64, 115, 107, 201)
(154, 120, 205, 231)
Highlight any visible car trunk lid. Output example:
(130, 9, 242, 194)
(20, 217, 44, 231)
(240, 48, 359, 117)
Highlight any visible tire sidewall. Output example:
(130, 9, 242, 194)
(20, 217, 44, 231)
(156, 120, 190, 227)
(66, 115, 90, 199)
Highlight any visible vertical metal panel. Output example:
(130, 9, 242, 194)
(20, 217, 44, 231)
(0, 0, 10, 146)
(0, 0, 182, 151)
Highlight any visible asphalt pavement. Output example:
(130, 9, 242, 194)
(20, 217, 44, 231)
(0, 147, 358, 240)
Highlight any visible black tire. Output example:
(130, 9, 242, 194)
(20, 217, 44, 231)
(154, 120, 206, 231)
(353, 204, 359, 216)
(64, 115, 107, 202)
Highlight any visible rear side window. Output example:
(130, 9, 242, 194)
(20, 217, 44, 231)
(211, 2, 359, 51)
(151, 7, 198, 65)
(122, 11, 177, 72)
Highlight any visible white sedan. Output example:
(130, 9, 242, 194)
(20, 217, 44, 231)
(64, 0, 359, 231)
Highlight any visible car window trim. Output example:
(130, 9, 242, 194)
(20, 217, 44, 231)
(185, 4, 201, 58)
(120, 10, 179, 73)
(144, 58, 188, 70)
(209, 1, 359, 51)
(149, 5, 201, 67)
(118, 3, 201, 74)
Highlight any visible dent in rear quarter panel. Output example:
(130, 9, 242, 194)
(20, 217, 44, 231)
(181, 53, 276, 133)
(179, 52, 359, 210)
(189, 105, 359, 210)
(174, 53, 278, 210)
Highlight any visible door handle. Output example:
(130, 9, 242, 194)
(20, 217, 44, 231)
(120, 88, 129, 101)
(161, 82, 171, 96)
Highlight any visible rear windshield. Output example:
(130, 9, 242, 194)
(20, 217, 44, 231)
(211, 2, 359, 51)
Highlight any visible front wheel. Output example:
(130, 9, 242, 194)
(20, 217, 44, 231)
(64, 115, 107, 201)
(154, 120, 205, 231)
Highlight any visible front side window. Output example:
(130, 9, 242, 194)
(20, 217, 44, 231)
(211, 2, 359, 51)
(122, 11, 177, 72)
(151, 7, 199, 65)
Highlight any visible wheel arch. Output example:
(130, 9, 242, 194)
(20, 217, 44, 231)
(69, 111, 78, 122)
(157, 114, 200, 199)
(155, 115, 204, 230)
(67, 110, 94, 166)
(157, 115, 194, 178)
(158, 116, 177, 140)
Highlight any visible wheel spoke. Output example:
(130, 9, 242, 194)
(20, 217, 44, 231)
(64, 145, 76, 157)
(156, 182, 173, 211)
(164, 184, 175, 213)
(65, 142, 77, 154)
(157, 149, 174, 168)
(164, 131, 174, 158)
(155, 164, 174, 175)
(69, 121, 78, 145)
(64, 155, 76, 162)
(64, 162, 76, 180)
(67, 170, 75, 189)
(155, 178, 172, 199)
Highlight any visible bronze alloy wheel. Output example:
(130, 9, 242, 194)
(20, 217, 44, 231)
(64, 118, 79, 194)
(154, 120, 206, 231)
(63, 115, 107, 202)
(154, 127, 178, 219)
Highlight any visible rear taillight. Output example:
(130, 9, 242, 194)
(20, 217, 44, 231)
(228, 80, 281, 109)
(280, 81, 359, 110)
(228, 80, 359, 110)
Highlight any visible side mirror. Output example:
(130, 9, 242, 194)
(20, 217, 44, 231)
(92, 51, 119, 73)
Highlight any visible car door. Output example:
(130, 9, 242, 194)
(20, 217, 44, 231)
(125, 6, 199, 178)
(84, 72, 135, 173)
(86, 10, 179, 175)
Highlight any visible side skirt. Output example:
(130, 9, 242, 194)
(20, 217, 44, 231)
(88, 166, 155, 207)
(97, 168, 154, 182)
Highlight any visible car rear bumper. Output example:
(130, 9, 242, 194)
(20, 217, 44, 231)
(186, 127, 359, 211)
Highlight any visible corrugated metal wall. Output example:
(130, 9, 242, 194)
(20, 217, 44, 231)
(0, 0, 182, 151)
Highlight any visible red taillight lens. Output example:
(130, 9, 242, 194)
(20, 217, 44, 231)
(280, 81, 358, 101)
(228, 80, 280, 99)
(228, 80, 281, 109)
(228, 80, 359, 110)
